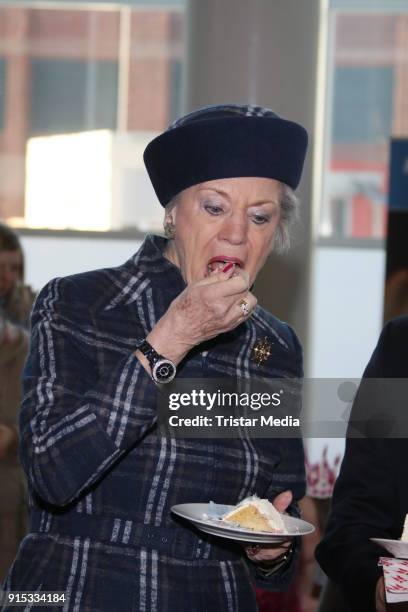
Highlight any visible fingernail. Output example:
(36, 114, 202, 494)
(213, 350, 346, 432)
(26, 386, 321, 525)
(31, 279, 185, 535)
(222, 262, 234, 273)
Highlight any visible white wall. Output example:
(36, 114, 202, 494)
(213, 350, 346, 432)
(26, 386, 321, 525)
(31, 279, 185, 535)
(20, 234, 143, 293)
(307, 244, 386, 463)
(310, 246, 385, 378)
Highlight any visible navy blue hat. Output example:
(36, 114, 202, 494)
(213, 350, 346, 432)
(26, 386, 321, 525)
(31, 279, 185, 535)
(144, 104, 308, 207)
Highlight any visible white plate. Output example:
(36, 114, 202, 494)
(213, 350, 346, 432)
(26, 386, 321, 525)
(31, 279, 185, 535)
(371, 538, 408, 559)
(171, 503, 315, 543)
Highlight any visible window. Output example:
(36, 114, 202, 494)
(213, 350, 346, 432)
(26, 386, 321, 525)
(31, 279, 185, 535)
(332, 66, 393, 144)
(0, 2, 185, 231)
(30, 59, 119, 135)
(319, 3, 408, 240)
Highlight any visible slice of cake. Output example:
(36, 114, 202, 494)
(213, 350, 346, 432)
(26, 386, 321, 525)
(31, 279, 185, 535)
(221, 495, 285, 532)
(401, 514, 408, 542)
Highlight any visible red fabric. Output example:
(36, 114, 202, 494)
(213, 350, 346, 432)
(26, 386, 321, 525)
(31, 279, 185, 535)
(255, 586, 303, 612)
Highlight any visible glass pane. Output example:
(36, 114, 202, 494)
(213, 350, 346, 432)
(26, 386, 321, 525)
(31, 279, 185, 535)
(320, 9, 408, 240)
(0, 2, 185, 232)
(30, 59, 119, 135)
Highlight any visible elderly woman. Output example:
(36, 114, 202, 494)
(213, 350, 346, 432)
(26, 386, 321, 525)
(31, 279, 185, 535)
(2, 104, 308, 611)
(0, 223, 34, 581)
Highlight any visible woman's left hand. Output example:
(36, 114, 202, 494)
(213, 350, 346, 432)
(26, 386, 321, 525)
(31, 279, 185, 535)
(245, 490, 293, 563)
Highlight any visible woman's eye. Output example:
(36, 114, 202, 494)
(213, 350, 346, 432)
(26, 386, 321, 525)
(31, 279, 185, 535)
(204, 202, 224, 215)
(251, 214, 270, 225)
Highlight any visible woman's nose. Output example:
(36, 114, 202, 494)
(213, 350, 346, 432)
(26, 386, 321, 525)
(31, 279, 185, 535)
(219, 214, 248, 245)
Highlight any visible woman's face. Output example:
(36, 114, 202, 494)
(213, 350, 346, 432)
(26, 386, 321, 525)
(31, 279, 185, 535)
(0, 249, 22, 297)
(165, 177, 281, 285)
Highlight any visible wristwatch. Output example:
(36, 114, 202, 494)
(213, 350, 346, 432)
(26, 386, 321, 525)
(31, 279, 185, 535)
(255, 545, 293, 578)
(137, 339, 177, 384)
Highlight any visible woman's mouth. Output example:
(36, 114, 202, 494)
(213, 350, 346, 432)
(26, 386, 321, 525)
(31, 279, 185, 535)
(206, 256, 244, 275)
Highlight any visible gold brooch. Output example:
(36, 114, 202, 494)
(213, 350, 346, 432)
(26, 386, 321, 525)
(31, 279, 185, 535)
(252, 337, 272, 366)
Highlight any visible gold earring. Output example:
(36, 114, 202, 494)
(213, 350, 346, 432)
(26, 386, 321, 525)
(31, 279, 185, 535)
(164, 221, 175, 239)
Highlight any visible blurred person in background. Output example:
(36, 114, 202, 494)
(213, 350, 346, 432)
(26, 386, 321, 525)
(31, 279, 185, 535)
(384, 268, 408, 323)
(317, 263, 408, 612)
(316, 316, 408, 612)
(0, 222, 35, 581)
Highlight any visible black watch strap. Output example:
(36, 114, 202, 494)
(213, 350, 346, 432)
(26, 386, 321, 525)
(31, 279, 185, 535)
(137, 340, 162, 367)
(137, 339, 177, 384)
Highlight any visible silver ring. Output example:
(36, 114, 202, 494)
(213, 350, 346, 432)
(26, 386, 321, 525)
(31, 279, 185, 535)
(239, 299, 250, 317)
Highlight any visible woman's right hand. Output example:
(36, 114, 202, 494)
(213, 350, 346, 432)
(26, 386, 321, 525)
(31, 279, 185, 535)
(146, 265, 257, 365)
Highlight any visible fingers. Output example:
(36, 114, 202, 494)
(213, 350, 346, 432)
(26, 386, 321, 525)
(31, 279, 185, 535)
(168, 266, 256, 348)
(221, 273, 251, 298)
(194, 268, 256, 328)
(222, 269, 253, 298)
(245, 492, 292, 563)
(205, 268, 255, 313)
(210, 292, 256, 336)
(197, 263, 237, 286)
(197, 267, 250, 298)
(245, 540, 292, 563)
(272, 490, 293, 513)
(235, 295, 257, 320)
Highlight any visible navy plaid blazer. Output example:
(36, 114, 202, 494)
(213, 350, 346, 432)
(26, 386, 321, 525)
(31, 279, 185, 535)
(3, 235, 305, 612)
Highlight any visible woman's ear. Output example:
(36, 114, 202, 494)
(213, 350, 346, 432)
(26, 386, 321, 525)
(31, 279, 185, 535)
(163, 211, 176, 239)
(168, 204, 177, 225)
(164, 203, 177, 227)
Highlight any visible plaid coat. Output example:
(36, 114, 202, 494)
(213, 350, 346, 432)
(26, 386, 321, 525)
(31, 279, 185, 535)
(2, 235, 305, 612)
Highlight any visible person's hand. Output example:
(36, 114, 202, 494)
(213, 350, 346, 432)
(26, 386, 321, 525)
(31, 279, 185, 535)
(245, 490, 293, 563)
(0, 424, 18, 460)
(146, 264, 257, 364)
(375, 576, 386, 612)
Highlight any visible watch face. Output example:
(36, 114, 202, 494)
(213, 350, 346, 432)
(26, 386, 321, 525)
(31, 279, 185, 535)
(152, 359, 176, 384)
